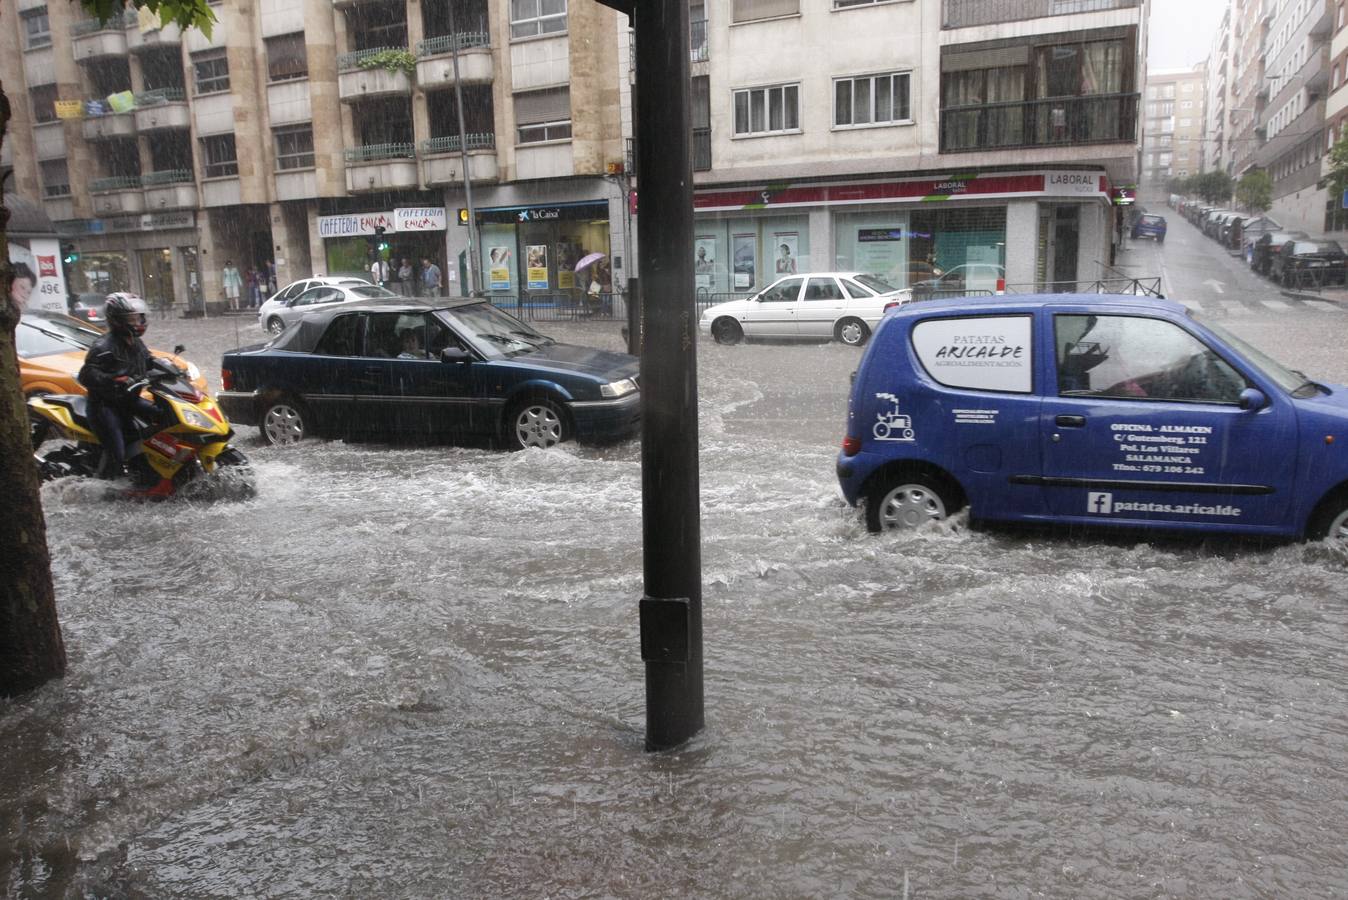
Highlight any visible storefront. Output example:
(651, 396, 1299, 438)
(317, 207, 448, 291)
(475, 201, 613, 300)
(57, 210, 202, 314)
(693, 169, 1114, 294)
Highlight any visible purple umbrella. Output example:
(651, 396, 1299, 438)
(574, 251, 606, 273)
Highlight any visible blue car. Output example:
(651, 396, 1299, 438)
(837, 294, 1348, 544)
(1131, 213, 1167, 242)
(218, 298, 640, 449)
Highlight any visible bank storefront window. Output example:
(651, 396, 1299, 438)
(689, 215, 810, 299)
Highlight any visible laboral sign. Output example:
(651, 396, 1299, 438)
(318, 208, 448, 237)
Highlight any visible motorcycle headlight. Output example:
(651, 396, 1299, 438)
(600, 378, 638, 398)
(177, 405, 216, 430)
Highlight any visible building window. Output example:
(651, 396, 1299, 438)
(193, 49, 230, 95)
(201, 134, 238, 177)
(274, 124, 314, 170)
(733, 0, 799, 22)
(834, 72, 911, 127)
(733, 83, 800, 136)
(266, 33, 307, 82)
(29, 84, 58, 124)
(833, 0, 896, 7)
(22, 9, 51, 50)
(510, 0, 566, 39)
(40, 159, 70, 198)
(515, 87, 571, 143)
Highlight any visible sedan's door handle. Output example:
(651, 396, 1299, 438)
(1055, 414, 1087, 427)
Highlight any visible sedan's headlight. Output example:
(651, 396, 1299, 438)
(600, 378, 638, 398)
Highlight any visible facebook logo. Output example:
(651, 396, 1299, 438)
(1088, 492, 1113, 515)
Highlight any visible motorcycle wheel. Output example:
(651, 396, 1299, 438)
(29, 409, 51, 449)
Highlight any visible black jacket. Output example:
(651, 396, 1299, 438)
(78, 333, 154, 405)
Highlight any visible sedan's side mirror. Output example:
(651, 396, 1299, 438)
(1238, 387, 1267, 411)
(440, 347, 472, 364)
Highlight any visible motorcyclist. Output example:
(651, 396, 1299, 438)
(77, 293, 161, 483)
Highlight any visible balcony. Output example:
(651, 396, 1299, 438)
(337, 49, 414, 101)
(33, 121, 65, 159)
(415, 33, 493, 89)
(89, 175, 145, 215)
(127, 21, 183, 52)
(83, 111, 136, 141)
(421, 134, 498, 184)
(942, 0, 1141, 29)
(70, 11, 135, 61)
(344, 143, 418, 192)
(939, 93, 1139, 153)
(133, 88, 190, 131)
(143, 170, 197, 210)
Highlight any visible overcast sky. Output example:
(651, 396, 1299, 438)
(1148, 0, 1229, 71)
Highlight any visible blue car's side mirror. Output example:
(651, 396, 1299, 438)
(1239, 387, 1267, 411)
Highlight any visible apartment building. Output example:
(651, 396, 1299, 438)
(1204, 0, 1235, 172)
(1141, 66, 1206, 189)
(689, 0, 1148, 296)
(1321, 0, 1348, 230)
(1229, 0, 1270, 177)
(1255, 0, 1333, 232)
(0, 0, 632, 311)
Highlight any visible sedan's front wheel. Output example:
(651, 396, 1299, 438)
(261, 396, 309, 445)
(865, 473, 963, 533)
(266, 317, 287, 336)
(507, 398, 569, 450)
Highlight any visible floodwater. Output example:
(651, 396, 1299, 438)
(4, 313, 1347, 898)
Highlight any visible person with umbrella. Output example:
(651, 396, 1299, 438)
(575, 251, 606, 316)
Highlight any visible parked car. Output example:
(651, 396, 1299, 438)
(256, 276, 376, 335)
(1268, 238, 1348, 288)
(836, 293, 1348, 544)
(1217, 214, 1247, 245)
(1251, 230, 1310, 275)
(1131, 214, 1167, 242)
(911, 263, 1006, 300)
(218, 297, 641, 450)
(1202, 210, 1235, 239)
(68, 292, 108, 325)
(698, 272, 910, 346)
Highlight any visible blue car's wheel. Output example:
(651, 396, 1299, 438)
(507, 397, 569, 450)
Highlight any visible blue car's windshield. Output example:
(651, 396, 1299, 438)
(1191, 313, 1313, 394)
(439, 303, 553, 357)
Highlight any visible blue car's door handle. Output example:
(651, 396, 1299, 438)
(1055, 414, 1086, 427)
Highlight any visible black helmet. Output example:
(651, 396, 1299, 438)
(105, 293, 149, 337)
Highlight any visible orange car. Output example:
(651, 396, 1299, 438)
(18, 312, 209, 399)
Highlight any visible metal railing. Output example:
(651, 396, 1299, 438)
(690, 18, 708, 61)
(344, 142, 416, 162)
(336, 46, 406, 72)
(942, 0, 1140, 28)
(89, 175, 143, 192)
(488, 292, 627, 323)
(70, 10, 138, 36)
(940, 93, 1139, 152)
(420, 133, 495, 155)
(416, 32, 490, 57)
(134, 87, 187, 106)
(692, 127, 711, 171)
(142, 169, 193, 186)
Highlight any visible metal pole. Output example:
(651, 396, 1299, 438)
(447, 4, 481, 296)
(633, 0, 703, 751)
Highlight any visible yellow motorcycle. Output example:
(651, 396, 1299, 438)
(30, 358, 254, 499)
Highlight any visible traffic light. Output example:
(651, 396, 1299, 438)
(374, 225, 390, 253)
(61, 242, 79, 265)
(457, 208, 469, 226)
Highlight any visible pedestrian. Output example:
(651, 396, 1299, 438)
(397, 258, 413, 297)
(221, 260, 242, 311)
(421, 257, 442, 297)
(371, 255, 390, 288)
(245, 267, 261, 309)
(265, 260, 278, 296)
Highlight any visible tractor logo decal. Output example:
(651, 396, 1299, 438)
(872, 393, 916, 442)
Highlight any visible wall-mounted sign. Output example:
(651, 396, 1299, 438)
(394, 207, 447, 232)
(318, 212, 395, 238)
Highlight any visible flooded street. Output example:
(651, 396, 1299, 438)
(5, 305, 1348, 898)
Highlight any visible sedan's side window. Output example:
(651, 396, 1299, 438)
(281, 282, 308, 303)
(1055, 315, 1246, 403)
(760, 278, 804, 303)
(313, 314, 360, 356)
(804, 277, 845, 301)
(840, 278, 876, 299)
(292, 288, 326, 307)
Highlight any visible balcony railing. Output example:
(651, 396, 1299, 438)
(70, 9, 138, 36)
(344, 142, 416, 163)
(942, 0, 1140, 28)
(421, 133, 495, 155)
(416, 32, 490, 56)
(90, 175, 142, 192)
(142, 169, 193, 185)
(692, 127, 711, 171)
(940, 93, 1139, 152)
(336, 46, 408, 72)
(134, 87, 187, 106)
(691, 18, 708, 61)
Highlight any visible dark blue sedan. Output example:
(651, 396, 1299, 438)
(217, 298, 640, 450)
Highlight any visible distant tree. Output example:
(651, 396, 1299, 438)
(1193, 170, 1235, 205)
(1326, 137, 1348, 204)
(1, 0, 216, 698)
(1165, 176, 1188, 197)
(1235, 170, 1272, 213)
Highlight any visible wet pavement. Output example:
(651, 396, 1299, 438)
(4, 289, 1347, 898)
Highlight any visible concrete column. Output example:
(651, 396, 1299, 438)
(808, 207, 833, 272)
(1005, 200, 1039, 289)
(198, 212, 224, 312)
(307, 208, 326, 276)
(1076, 201, 1108, 284)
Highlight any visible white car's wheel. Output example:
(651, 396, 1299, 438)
(266, 317, 287, 336)
(835, 317, 870, 346)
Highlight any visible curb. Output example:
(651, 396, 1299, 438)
(1279, 290, 1346, 304)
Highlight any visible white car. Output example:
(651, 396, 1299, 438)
(698, 272, 910, 346)
(257, 276, 375, 335)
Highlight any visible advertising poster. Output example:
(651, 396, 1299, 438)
(773, 232, 799, 275)
(488, 246, 513, 291)
(8, 240, 67, 314)
(732, 234, 755, 290)
(856, 227, 904, 283)
(695, 236, 717, 291)
(526, 244, 549, 291)
(557, 243, 577, 290)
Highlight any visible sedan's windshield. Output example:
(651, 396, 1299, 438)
(438, 303, 552, 357)
(16, 321, 83, 358)
(23, 315, 100, 348)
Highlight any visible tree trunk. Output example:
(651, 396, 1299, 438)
(0, 81, 67, 697)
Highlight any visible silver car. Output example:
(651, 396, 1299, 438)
(258, 280, 392, 335)
(698, 272, 909, 346)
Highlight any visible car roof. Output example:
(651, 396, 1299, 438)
(895, 292, 1184, 317)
